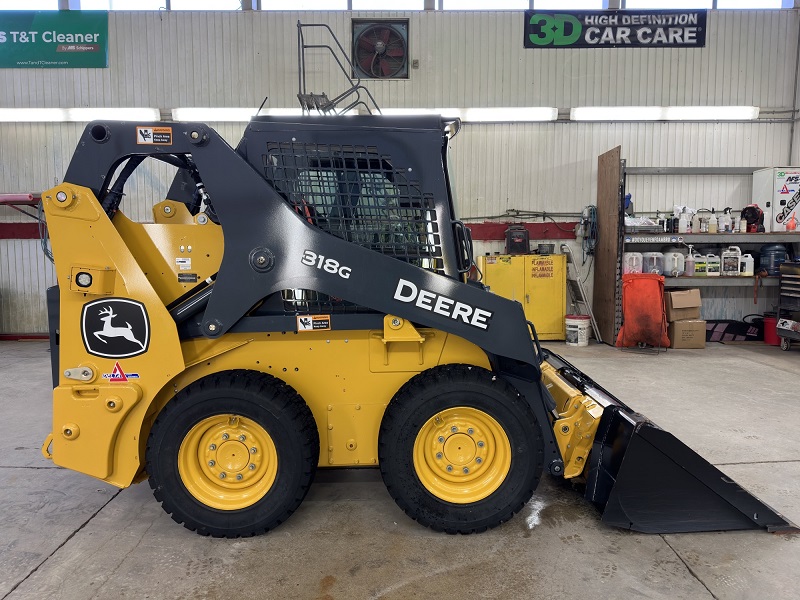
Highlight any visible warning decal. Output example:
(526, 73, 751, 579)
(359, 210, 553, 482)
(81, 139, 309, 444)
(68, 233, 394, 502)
(136, 126, 173, 145)
(102, 361, 140, 382)
(297, 315, 332, 332)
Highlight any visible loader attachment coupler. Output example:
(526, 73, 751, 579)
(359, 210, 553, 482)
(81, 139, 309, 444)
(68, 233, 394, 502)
(546, 351, 797, 534)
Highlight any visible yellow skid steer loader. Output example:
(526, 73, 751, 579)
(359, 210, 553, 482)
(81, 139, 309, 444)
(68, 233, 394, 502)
(37, 114, 794, 537)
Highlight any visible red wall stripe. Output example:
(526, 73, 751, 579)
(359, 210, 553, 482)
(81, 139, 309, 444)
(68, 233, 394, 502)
(466, 221, 578, 241)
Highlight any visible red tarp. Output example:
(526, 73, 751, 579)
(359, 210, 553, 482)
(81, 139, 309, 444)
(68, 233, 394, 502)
(615, 273, 670, 348)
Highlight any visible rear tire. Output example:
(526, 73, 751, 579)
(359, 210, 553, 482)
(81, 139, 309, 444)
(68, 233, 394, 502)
(780, 337, 790, 351)
(146, 370, 319, 537)
(378, 364, 544, 533)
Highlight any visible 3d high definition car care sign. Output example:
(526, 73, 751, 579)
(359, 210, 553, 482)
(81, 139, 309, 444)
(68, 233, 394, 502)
(524, 10, 707, 49)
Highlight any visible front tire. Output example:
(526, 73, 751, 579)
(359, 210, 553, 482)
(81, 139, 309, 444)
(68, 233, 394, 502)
(378, 365, 544, 533)
(146, 370, 319, 537)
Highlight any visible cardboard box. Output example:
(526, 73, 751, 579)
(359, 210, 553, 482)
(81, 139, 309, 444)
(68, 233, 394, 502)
(669, 320, 706, 349)
(664, 289, 702, 322)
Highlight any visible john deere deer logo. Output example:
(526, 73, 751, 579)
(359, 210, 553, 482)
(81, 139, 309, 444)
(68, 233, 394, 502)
(81, 298, 150, 358)
(94, 306, 145, 349)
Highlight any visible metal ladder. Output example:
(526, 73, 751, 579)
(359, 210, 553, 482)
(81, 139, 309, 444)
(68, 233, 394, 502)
(560, 244, 602, 343)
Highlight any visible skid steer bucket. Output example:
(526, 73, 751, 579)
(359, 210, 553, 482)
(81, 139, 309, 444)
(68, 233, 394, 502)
(546, 352, 796, 534)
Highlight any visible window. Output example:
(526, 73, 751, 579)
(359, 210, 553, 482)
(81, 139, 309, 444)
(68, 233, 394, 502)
(171, 0, 242, 8)
(717, 0, 785, 8)
(534, 1, 606, 8)
(623, 1, 712, 8)
(261, 0, 347, 9)
(352, 0, 424, 9)
(80, 0, 166, 9)
(0, 0, 58, 9)
(443, 1, 530, 10)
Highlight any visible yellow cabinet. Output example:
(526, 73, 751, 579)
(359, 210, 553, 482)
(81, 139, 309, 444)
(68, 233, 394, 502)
(477, 254, 567, 340)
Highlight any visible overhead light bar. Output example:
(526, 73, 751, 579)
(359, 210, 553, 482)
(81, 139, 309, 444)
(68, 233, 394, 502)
(171, 107, 304, 121)
(381, 107, 558, 122)
(0, 107, 160, 123)
(570, 106, 760, 121)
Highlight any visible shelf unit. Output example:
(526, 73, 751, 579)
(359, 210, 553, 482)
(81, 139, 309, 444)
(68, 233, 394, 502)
(663, 277, 779, 288)
(592, 148, 799, 343)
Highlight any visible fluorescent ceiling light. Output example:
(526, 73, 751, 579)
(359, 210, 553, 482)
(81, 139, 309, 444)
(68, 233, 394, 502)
(460, 107, 558, 122)
(172, 107, 304, 121)
(570, 106, 760, 121)
(0, 108, 160, 122)
(381, 107, 557, 122)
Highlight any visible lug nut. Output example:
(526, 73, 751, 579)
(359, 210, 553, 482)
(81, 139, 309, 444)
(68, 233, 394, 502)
(238, 435, 246, 442)
(450, 426, 458, 433)
(249, 464, 256, 470)
(208, 460, 215, 467)
(467, 428, 474, 435)
(236, 474, 243, 481)
(250, 447, 257, 454)
(436, 452, 443, 459)
(476, 457, 482, 464)
(219, 472, 226, 479)
(446, 465, 453, 472)
(222, 433, 229, 440)
(438, 436, 445, 443)
(209, 444, 216, 451)
(463, 467, 469, 474)
(477, 441, 485, 448)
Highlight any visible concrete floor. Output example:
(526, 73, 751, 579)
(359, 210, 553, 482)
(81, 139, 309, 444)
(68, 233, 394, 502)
(1, 340, 798, 600)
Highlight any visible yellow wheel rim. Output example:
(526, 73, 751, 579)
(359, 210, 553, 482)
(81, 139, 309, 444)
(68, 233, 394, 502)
(178, 414, 278, 511)
(413, 406, 511, 504)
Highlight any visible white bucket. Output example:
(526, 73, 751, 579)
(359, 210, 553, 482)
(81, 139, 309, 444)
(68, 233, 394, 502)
(566, 314, 591, 347)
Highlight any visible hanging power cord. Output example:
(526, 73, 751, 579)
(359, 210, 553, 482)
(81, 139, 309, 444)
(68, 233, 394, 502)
(37, 199, 54, 264)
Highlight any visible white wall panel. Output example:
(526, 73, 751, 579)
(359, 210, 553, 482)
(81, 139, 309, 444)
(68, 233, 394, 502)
(0, 240, 56, 334)
(450, 121, 791, 220)
(0, 10, 795, 110)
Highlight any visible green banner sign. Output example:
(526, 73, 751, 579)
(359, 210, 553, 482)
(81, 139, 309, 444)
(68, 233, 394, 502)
(524, 10, 707, 49)
(0, 11, 108, 68)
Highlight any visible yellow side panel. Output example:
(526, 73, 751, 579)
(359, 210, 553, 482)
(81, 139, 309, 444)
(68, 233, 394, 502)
(113, 210, 223, 306)
(42, 184, 187, 487)
(326, 403, 386, 466)
(52, 384, 143, 479)
(152, 330, 492, 473)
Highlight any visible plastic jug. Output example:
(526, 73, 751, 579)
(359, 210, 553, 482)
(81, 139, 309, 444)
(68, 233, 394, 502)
(740, 254, 754, 276)
(642, 252, 664, 275)
(706, 253, 721, 276)
(759, 244, 787, 276)
(623, 252, 643, 274)
(678, 211, 689, 234)
(693, 253, 707, 276)
(718, 208, 732, 233)
(721, 246, 741, 277)
(684, 253, 696, 277)
(662, 252, 685, 277)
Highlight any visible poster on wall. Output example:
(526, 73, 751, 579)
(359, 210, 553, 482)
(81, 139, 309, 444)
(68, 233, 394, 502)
(524, 10, 707, 49)
(0, 11, 108, 68)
